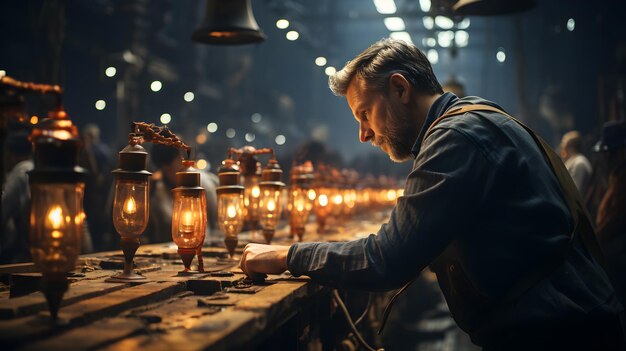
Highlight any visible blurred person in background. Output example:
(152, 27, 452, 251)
(80, 124, 114, 251)
(1, 127, 33, 263)
(560, 130, 592, 196)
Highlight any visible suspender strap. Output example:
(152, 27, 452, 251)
(434, 104, 606, 263)
(379, 103, 608, 334)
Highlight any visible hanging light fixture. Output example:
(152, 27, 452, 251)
(28, 107, 87, 320)
(216, 157, 245, 258)
(106, 141, 152, 283)
(192, 0, 266, 45)
(453, 0, 536, 16)
(171, 160, 207, 274)
(258, 158, 285, 244)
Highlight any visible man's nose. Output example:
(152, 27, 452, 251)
(359, 124, 374, 143)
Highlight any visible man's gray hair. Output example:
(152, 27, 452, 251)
(328, 38, 443, 97)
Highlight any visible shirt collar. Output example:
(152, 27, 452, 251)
(411, 92, 459, 157)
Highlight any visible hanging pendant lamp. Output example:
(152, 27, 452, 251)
(192, 0, 265, 45)
(453, 0, 536, 16)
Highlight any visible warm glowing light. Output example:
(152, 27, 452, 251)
(227, 205, 237, 218)
(196, 159, 208, 170)
(123, 196, 137, 215)
(319, 194, 328, 207)
(184, 92, 195, 102)
(46, 206, 65, 239)
(267, 199, 276, 212)
(251, 186, 260, 198)
(105, 66, 117, 77)
(296, 201, 305, 212)
(325, 66, 336, 76)
(181, 211, 194, 230)
(333, 194, 343, 205)
(47, 206, 64, 229)
(276, 19, 289, 29)
(286, 31, 299, 41)
(386, 189, 397, 201)
(315, 57, 327, 66)
(30, 115, 39, 124)
(196, 133, 207, 145)
(150, 80, 162, 92)
(245, 133, 255, 142)
(307, 189, 316, 201)
(419, 0, 431, 12)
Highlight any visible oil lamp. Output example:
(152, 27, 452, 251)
(171, 160, 207, 273)
(107, 141, 152, 282)
(289, 162, 314, 241)
(216, 157, 245, 258)
(242, 161, 261, 230)
(29, 107, 86, 320)
(313, 165, 331, 234)
(258, 158, 285, 244)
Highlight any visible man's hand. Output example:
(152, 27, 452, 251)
(239, 244, 290, 280)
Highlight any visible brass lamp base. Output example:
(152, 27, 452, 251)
(41, 275, 69, 321)
(178, 248, 196, 273)
(105, 237, 149, 283)
(294, 227, 305, 242)
(262, 228, 275, 244)
(224, 236, 238, 259)
(105, 272, 148, 283)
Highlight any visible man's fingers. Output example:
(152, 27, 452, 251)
(239, 245, 249, 276)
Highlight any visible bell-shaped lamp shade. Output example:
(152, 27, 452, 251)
(192, 0, 266, 45)
(453, 0, 536, 16)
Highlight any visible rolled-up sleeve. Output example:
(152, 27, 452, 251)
(287, 126, 493, 291)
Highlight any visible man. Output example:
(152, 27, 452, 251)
(240, 38, 624, 350)
(560, 130, 592, 196)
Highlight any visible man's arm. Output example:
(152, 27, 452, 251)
(242, 127, 493, 291)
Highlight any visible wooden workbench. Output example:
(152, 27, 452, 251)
(0, 214, 389, 351)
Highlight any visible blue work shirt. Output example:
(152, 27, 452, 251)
(287, 93, 621, 347)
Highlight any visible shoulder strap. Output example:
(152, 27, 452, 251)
(378, 103, 608, 335)
(427, 103, 608, 275)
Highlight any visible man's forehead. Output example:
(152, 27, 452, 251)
(347, 75, 365, 96)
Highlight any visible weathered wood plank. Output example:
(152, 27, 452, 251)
(100, 309, 259, 351)
(0, 281, 185, 346)
(0, 280, 128, 319)
(17, 317, 147, 351)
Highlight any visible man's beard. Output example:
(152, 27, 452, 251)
(376, 105, 418, 163)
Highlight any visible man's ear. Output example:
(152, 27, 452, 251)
(388, 73, 411, 104)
